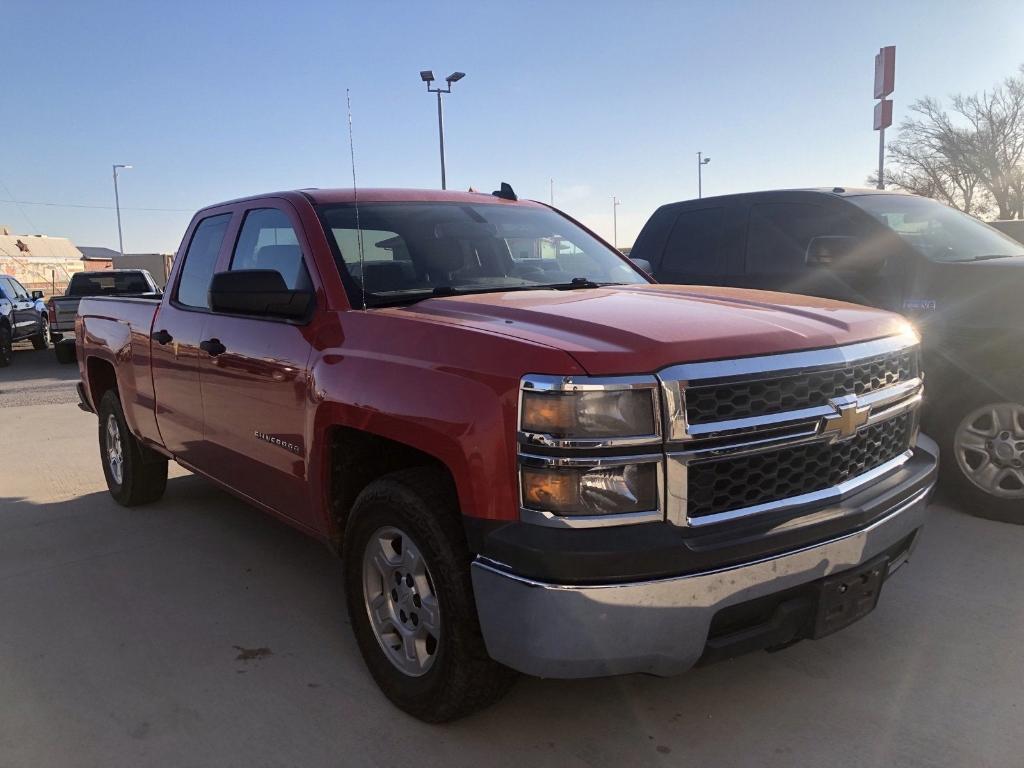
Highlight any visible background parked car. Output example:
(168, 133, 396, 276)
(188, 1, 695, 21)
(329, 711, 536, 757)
(631, 188, 1024, 522)
(0, 273, 49, 366)
(990, 219, 1024, 245)
(49, 269, 162, 363)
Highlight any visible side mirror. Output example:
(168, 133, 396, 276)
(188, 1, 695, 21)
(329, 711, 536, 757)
(31, 290, 44, 300)
(806, 236, 885, 272)
(630, 257, 653, 274)
(209, 270, 312, 319)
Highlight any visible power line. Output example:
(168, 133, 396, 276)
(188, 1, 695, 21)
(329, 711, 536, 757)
(0, 179, 39, 231)
(0, 198, 193, 212)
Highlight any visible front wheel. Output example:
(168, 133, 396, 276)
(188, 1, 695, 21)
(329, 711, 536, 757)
(30, 316, 49, 350)
(343, 468, 516, 722)
(0, 325, 11, 367)
(940, 399, 1024, 524)
(98, 390, 169, 506)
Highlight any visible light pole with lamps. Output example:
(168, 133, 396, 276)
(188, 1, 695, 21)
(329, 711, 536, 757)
(420, 70, 465, 190)
(112, 164, 132, 257)
(697, 152, 710, 199)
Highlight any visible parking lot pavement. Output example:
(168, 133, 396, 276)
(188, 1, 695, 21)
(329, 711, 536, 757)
(1, 399, 1023, 767)
(0, 341, 80, 408)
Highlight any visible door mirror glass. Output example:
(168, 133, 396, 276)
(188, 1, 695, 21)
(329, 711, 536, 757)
(629, 257, 653, 274)
(209, 270, 312, 319)
(806, 236, 885, 272)
(31, 290, 44, 301)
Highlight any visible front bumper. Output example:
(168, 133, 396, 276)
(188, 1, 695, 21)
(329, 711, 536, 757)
(472, 445, 935, 679)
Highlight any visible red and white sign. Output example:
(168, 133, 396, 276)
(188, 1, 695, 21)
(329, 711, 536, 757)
(874, 99, 893, 130)
(874, 46, 895, 99)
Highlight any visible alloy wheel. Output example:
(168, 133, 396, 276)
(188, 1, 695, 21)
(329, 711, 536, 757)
(106, 414, 124, 485)
(954, 402, 1024, 499)
(361, 525, 442, 677)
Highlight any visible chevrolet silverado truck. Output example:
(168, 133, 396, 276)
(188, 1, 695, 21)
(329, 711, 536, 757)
(76, 187, 938, 722)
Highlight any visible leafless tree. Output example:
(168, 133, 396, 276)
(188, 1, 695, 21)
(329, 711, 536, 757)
(879, 66, 1024, 220)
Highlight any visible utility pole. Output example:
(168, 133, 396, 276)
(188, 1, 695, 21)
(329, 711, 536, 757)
(420, 70, 466, 190)
(697, 152, 711, 199)
(550, 178, 554, 206)
(112, 164, 132, 257)
(612, 196, 620, 250)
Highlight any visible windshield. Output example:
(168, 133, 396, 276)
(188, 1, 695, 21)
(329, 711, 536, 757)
(848, 194, 1024, 263)
(67, 271, 154, 296)
(317, 202, 648, 307)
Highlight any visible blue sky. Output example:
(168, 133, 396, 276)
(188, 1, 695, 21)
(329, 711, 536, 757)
(3, 0, 1022, 252)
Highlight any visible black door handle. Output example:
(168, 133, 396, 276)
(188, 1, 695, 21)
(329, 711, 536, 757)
(200, 338, 227, 356)
(151, 329, 173, 345)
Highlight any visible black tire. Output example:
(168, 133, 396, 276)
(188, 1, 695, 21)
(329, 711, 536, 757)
(0, 325, 11, 367)
(30, 316, 49, 350)
(54, 339, 77, 365)
(937, 394, 1024, 524)
(98, 390, 168, 506)
(342, 467, 516, 722)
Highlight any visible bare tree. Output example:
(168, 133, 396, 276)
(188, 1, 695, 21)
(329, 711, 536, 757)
(880, 66, 1024, 220)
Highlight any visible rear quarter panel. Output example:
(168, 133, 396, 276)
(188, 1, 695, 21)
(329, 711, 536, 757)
(77, 297, 162, 445)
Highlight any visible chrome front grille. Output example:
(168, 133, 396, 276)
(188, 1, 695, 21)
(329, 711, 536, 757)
(686, 412, 913, 520)
(660, 332, 923, 528)
(684, 348, 918, 426)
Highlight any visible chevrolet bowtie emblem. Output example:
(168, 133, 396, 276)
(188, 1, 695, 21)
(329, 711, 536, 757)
(822, 399, 871, 441)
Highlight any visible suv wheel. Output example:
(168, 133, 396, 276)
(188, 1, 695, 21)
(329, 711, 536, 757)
(941, 398, 1024, 523)
(0, 325, 11, 367)
(343, 467, 516, 722)
(31, 315, 50, 350)
(98, 390, 169, 506)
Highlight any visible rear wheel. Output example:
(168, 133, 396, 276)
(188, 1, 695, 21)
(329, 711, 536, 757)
(0, 325, 11, 367)
(343, 467, 516, 722)
(98, 390, 168, 506)
(30, 315, 49, 350)
(940, 398, 1024, 524)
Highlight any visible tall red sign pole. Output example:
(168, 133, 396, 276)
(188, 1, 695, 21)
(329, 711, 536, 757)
(874, 46, 896, 189)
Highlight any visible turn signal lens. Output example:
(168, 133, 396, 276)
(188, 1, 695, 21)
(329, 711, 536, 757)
(521, 389, 656, 438)
(521, 463, 658, 517)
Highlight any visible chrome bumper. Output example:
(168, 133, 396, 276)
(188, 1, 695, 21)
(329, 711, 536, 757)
(471, 480, 932, 679)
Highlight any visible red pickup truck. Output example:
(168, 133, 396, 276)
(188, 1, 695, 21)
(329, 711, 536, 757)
(76, 187, 937, 721)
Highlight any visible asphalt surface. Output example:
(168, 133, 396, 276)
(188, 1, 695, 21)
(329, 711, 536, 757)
(1, 351, 1022, 767)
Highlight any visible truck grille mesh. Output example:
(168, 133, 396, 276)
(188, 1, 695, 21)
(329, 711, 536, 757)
(684, 349, 917, 426)
(687, 413, 912, 520)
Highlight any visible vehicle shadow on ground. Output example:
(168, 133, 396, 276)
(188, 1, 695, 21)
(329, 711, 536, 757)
(1, 477, 1021, 768)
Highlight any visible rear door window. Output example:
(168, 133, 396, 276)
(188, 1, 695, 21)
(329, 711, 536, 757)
(176, 214, 232, 309)
(746, 203, 857, 274)
(661, 207, 726, 276)
(230, 208, 312, 291)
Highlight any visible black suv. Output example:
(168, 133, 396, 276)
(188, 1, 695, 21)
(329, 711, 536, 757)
(631, 188, 1024, 522)
(0, 274, 49, 366)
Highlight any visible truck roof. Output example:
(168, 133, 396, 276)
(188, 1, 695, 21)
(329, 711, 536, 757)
(200, 188, 545, 212)
(660, 187, 913, 207)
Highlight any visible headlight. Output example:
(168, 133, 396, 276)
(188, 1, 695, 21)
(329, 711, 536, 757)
(520, 378, 659, 441)
(521, 462, 660, 517)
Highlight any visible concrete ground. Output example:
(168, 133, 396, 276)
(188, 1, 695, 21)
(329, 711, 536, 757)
(1, 346, 1022, 767)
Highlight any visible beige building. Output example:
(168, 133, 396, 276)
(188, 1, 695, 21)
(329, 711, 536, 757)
(0, 225, 86, 293)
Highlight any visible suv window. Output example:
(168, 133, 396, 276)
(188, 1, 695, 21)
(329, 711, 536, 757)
(746, 203, 858, 273)
(662, 207, 725, 275)
(176, 214, 231, 309)
(230, 208, 312, 291)
(0, 277, 13, 300)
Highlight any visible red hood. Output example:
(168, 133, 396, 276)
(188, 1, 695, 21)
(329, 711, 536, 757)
(384, 284, 912, 375)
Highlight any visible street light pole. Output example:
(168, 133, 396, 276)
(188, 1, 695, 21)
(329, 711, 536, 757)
(612, 196, 620, 250)
(697, 152, 711, 199)
(550, 178, 554, 206)
(420, 70, 465, 190)
(112, 164, 132, 257)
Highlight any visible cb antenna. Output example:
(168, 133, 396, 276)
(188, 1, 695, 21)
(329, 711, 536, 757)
(346, 88, 367, 310)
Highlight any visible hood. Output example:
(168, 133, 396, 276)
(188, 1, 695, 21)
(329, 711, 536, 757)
(914, 256, 1024, 330)
(385, 284, 910, 374)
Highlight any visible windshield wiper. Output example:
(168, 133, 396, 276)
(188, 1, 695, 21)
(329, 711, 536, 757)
(966, 253, 1020, 262)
